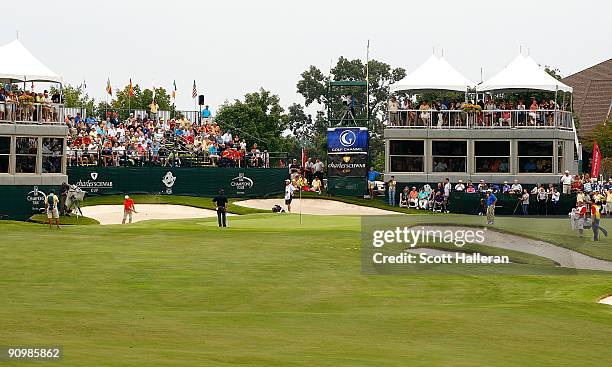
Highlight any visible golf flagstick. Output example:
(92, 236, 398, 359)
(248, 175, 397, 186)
(512, 198, 521, 215)
(299, 186, 302, 225)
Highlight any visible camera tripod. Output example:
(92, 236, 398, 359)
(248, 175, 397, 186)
(336, 107, 356, 126)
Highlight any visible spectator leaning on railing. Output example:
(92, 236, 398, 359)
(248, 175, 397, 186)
(0, 89, 64, 123)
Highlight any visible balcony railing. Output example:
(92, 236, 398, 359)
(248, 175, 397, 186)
(66, 148, 288, 168)
(0, 102, 65, 125)
(387, 109, 573, 130)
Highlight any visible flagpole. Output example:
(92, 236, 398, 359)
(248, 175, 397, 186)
(366, 40, 370, 122)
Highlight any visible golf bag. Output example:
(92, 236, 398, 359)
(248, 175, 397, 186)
(272, 204, 284, 213)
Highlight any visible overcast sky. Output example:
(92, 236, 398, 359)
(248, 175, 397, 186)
(3, 0, 610, 112)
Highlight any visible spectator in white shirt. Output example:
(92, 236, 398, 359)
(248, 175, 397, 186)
(560, 170, 573, 194)
(510, 179, 522, 194)
(454, 180, 465, 192)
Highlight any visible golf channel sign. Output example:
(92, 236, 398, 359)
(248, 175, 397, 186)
(327, 127, 369, 153)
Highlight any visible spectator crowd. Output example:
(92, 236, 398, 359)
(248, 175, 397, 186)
(65, 112, 273, 168)
(388, 96, 569, 128)
(373, 170, 612, 219)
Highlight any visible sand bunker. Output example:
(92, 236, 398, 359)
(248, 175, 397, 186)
(234, 198, 397, 216)
(416, 225, 612, 272)
(598, 296, 612, 306)
(81, 204, 228, 225)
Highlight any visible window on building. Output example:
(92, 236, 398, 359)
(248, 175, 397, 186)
(0, 137, 10, 173)
(15, 137, 38, 173)
(42, 137, 63, 173)
(389, 140, 424, 172)
(557, 141, 564, 174)
(518, 141, 553, 173)
(474, 140, 510, 173)
(432, 141, 466, 172)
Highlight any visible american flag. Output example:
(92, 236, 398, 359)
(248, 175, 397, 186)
(192, 80, 197, 99)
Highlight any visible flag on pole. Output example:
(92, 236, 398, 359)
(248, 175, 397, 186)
(591, 141, 601, 178)
(129, 79, 135, 97)
(106, 78, 112, 96)
(192, 80, 197, 99)
(152, 81, 156, 102)
(301, 148, 307, 169)
(172, 80, 177, 100)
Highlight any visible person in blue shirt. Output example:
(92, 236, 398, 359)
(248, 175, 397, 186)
(502, 181, 511, 193)
(367, 167, 380, 198)
(201, 105, 212, 121)
(486, 190, 497, 225)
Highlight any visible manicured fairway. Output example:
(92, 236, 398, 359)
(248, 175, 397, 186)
(1, 214, 611, 366)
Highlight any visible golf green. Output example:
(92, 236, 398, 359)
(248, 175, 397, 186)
(1, 213, 611, 366)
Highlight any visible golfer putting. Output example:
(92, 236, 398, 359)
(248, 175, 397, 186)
(212, 189, 228, 227)
(122, 195, 137, 224)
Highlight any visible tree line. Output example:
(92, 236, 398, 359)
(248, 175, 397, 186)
(55, 59, 606, 173)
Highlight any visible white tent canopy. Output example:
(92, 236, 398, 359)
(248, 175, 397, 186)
(0, 39, 62, 83)
(390, 55, 474, 93)
(477, 54, 572, 93)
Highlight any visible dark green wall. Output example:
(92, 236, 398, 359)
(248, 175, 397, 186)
(0, 185, 59, 221)
(68, 167, 288, 198)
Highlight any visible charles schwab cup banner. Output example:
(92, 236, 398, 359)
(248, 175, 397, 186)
(68, 167, 286, 197)
(328, 153, 368, 177)
(327, 127, 369, 153)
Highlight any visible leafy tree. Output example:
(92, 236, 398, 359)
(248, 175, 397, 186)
(416, 91, 464, 104)
(544, 65, 562, 81)
(50, 84, 95, 114)
(110, 84, 173, 120)
(95, 101, 112, 118)
(215, 88, 288, 152)
(296, 66, 327, 106)
(582, 121, 611, 157)
(580, 121, 611, 177)
(287, 103, 313, 146)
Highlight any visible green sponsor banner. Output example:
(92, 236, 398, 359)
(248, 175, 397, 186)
(0, 185, 59, 221)
(68, 167, 287, 198)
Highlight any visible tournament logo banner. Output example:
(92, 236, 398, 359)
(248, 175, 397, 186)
(328, 153, 367, 177)
(327, 127, 368, 153)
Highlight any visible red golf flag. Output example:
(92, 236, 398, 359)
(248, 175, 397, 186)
(591, 141, 601, 178)
(301, 148, 307, 169)
(129, 79, 134, 97)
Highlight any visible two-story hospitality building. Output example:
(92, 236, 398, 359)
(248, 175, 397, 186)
(0, 39, 67, 219)
(385, 54, 578, 185)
